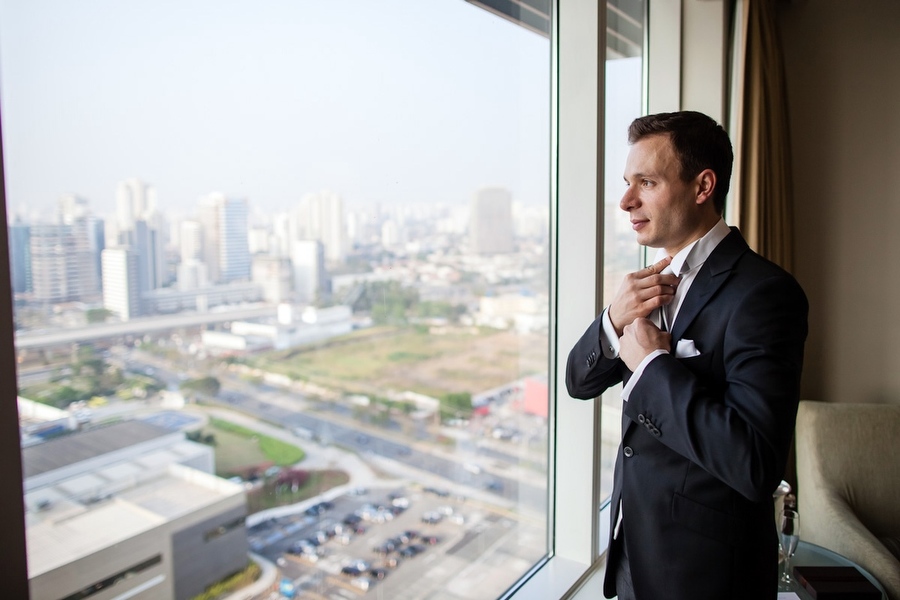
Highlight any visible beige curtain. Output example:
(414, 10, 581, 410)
(733, 0, 795, 272)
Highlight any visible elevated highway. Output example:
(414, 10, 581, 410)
(15, 305, 278, 350)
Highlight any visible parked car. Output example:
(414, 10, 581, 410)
(399, 544, 426, 558)
(341, 559, 370, 577)
(421, 511, 442, 525)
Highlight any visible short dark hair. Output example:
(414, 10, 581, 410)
(628, 111, 734, 214)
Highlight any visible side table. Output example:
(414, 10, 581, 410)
(781, 540, 887, 599)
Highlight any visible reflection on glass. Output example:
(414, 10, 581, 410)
(1, 1, 549, 598)
(600, 0, 646, 502)
(779, 509, 800, 588)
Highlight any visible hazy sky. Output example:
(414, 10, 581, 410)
(0, 0, 550, 219)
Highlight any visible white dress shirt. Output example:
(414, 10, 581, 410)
(599, 218, 731, 401)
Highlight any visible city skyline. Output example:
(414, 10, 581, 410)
(0, 0, 551, 220)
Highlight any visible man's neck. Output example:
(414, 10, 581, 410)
(664, 215, 723, 257)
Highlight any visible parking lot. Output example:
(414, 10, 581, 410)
(250, 484, 543, 599)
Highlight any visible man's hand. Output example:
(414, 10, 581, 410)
(620, 318, 672, 371)
(608, 256, 680, 336)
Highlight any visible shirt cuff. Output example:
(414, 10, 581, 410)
(621, 349, 668, 401)
(600, 307, 620, 359)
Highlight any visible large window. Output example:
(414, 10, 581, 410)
(0, 1, 660, 598)
(1, 1, 551, 599)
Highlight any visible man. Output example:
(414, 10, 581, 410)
(566, 111, 808, 599)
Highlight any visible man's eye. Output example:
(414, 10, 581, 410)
(641, 179, 654, 187)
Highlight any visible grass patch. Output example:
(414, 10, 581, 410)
(189, 561, 261, 600)
(203, 418, 305, 477)
(247, 469, 350, 513)
(249, 325, 547, 398)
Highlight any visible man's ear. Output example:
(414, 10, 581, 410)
(695, 169, 717, 206)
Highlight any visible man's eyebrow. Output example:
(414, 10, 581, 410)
(625, 171, 657, 180)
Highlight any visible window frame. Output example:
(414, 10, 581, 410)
(0, 105, 29, 598)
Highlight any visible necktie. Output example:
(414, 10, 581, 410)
(652, 265, 675, 331)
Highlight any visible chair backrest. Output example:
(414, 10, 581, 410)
(795, 401, 900, 539)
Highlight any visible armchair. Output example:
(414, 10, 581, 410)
(795, 400, 900, 600)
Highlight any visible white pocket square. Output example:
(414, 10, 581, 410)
(675, 338, 701, 358)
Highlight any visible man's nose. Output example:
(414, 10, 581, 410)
(620, 189, 637, 212)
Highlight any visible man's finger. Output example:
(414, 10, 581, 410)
(644, 256, 673, 275)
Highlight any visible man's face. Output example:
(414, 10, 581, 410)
(620, 134, 710, 256)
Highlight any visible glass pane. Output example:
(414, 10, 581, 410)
(0, 1, 550, 599)
(600, 0, 646, 502)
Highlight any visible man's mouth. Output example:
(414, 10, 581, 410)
(631, 219, 649, 231)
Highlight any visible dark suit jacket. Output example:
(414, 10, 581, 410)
(566, 228, 808, 600)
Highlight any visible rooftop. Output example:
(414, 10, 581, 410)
(22, 420, 173, 479)
(25, 464, 244, 577)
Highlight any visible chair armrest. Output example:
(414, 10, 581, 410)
(806, 489, 900, 600)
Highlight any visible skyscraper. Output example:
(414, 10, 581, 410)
(29, 224, 78, 303)
(179, 220, 204, 263)
(115, 178, 156, 232)
(469, 187, 515, 255)
(195, 193, 251, 284)
(113, 179, 166, 292)
(292, 191, 347, 263)
(101, 247, 141, 321)
(216, 194, 251, 283)
(57, 194, 103, 300)
(8, 221, 31, 295)
(290, 239, 327, 304)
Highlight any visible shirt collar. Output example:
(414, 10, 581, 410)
(653, 218, 731, 276)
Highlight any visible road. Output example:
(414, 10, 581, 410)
(210, 390, 548, 514)
(125, 350, 548, 515)
(15, 305, 278, 350)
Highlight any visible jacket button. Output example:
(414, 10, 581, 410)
(651, 427, 660, 436)
(623, 446, 633, 457)
(638, 414, 645, 424)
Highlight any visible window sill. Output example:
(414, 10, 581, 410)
(508, 554, 607, 600)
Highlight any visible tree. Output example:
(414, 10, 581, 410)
(352, 281, 420, 325)
(85, 308, 114, 324)
(440, 392, 472, 418)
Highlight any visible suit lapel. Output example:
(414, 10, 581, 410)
(671, 228, 749, 341)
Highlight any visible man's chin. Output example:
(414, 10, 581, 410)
(634, 233, 657, 247)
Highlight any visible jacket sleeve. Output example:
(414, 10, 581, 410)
(624, 273, 808, 502)
(565, 312, 625, 399)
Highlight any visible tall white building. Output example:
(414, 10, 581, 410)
(56, 194, 103, 301)
(290, 239, 327, 304)
(113, 179, 167, 292)
(179, 220, 204, 263)
(469, 187, 515, 255)
(271, 213, 292, 258)
(381, 219, 402, 249)
(247, 226, 270, 255)
(292, 191, 347, 263)
(176, 260, 209, 291)
(101, 247, 141, 321)
(115, 178, 157, 231)
(29, 224, 78, 303)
